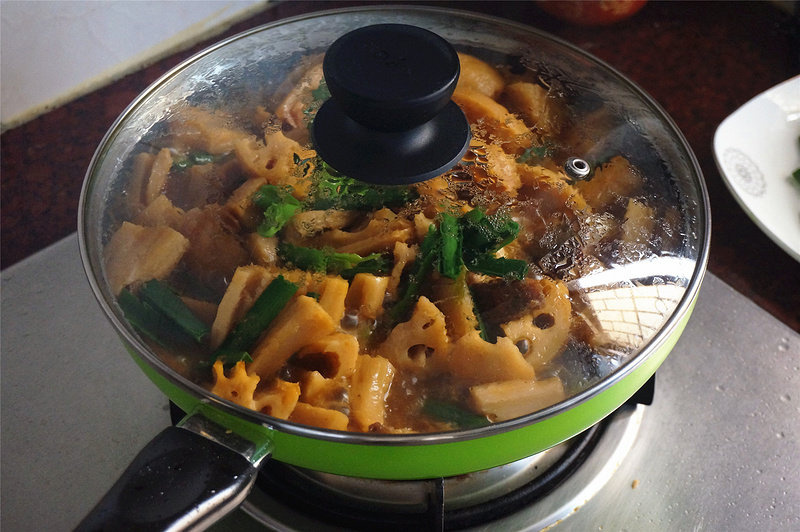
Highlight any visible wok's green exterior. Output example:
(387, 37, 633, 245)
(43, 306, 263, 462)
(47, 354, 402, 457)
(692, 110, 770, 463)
(128, 296, 694, 480)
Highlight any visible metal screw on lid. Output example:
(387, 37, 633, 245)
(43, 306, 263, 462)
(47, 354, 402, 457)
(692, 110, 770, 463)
(564, 157, 591, 180)
(312, 24, 471, 185)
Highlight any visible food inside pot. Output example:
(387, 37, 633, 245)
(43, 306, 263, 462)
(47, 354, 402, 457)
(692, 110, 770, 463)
(102, 51, 680, 434)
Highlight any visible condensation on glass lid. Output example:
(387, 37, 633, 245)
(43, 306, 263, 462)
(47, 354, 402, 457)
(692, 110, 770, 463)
(94, 28, 700, 436)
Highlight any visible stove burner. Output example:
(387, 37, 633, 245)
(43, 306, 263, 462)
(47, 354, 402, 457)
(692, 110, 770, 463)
(169, 375, 654, 531)
(249, 422, 603, 531)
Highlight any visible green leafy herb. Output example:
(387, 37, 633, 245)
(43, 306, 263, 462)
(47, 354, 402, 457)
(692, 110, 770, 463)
(460, 208, 520, 256)
(302, 81, 332, 124)
(516, 144, 552, 165)
(388, 224, 440, 323)
(214, 275, 298, 362)
(278, 242, 390, 277)
(139, 280, 209, 343)
(465, 255, 528, 280)
(308, 159, 418, 211)
(438, 212, 463, 279)
(278, 242, 327, 271)
(339, 256, 392, 279)
(456, 209, 528, 341)
(386, 208, 527, 326)
(422, 398, 490, 429)
(326, 250, 382, 273)
(252, 184, 302, 237)
(311, 80, 331, 102)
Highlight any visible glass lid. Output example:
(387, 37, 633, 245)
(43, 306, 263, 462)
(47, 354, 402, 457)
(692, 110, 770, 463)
(80, 7, 709, 437)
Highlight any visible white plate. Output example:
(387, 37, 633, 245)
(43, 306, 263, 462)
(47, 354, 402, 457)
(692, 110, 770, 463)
(713, 75, 800, 263)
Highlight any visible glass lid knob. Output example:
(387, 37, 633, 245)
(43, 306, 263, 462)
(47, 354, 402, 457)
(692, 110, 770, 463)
(312, 24, 471, 185)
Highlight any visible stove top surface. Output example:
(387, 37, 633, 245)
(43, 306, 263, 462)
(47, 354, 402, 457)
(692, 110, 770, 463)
(2, 235, 798, 531)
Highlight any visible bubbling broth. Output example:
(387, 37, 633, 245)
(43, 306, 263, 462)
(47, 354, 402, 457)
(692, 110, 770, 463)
(103, 51, 680, 433)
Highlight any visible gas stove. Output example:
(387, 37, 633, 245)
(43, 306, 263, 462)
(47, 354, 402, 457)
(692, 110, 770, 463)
(2, 236, 799, 531)
(236, 404, 644, 531)
(168, 379, 648, 531)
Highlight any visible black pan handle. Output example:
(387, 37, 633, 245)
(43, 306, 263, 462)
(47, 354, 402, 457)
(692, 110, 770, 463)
(75, 415, 270, 531)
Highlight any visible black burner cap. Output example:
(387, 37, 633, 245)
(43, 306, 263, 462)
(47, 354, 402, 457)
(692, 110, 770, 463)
(312, 24, 471, 185)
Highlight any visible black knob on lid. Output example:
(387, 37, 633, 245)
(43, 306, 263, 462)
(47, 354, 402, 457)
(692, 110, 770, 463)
(312, 24, 471, 185)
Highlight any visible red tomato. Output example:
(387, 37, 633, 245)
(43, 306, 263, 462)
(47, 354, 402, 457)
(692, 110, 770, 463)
(536, 0, 647, 26)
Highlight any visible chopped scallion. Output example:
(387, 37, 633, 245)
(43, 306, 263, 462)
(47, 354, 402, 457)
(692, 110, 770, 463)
(117, 289, 169, 347)
(214, 275, 298, 361)
(139, 279, 210, 343)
